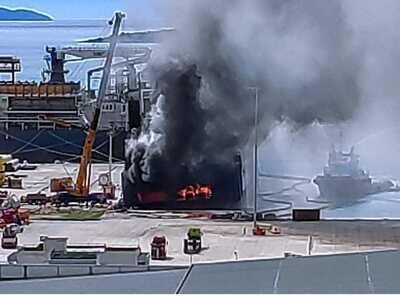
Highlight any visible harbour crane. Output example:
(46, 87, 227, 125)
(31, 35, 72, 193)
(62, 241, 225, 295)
(51, 12, 125, 204)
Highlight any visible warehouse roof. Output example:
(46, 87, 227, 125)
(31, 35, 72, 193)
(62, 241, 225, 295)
(178, 250, 398, 294)
(2, 250, 400, 293)
(0, 268, 187, 294)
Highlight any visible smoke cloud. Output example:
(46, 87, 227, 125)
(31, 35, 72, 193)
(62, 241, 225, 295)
(125, 0, 400, 198)
(126, 0, 360, 186)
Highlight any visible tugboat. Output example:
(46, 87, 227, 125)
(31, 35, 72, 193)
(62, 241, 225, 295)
(313, 146, 394, 200)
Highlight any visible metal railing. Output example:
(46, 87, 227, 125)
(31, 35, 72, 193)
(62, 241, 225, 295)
(0, 116, 82, 130)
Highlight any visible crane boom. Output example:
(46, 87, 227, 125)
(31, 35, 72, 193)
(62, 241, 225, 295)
(74, 12, 125, 196)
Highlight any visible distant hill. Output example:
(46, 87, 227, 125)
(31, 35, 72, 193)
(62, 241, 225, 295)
(0, 7, 53, 21)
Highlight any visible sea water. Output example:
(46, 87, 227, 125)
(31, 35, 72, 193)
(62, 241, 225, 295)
(0, 20, 112, 82)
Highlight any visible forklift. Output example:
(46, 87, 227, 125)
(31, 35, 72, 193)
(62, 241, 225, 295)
(183, 228, 203, 254)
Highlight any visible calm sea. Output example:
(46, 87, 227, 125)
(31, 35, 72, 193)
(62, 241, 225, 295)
(0, 19, 113, 82)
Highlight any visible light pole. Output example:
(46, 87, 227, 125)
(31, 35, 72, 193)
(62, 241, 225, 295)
(108, 129, 113, 183)
(249, 87, 259, 229)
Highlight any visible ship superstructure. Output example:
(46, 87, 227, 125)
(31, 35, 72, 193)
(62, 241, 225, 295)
(0, 42, 153, 162)
(314, 146, 394, 200)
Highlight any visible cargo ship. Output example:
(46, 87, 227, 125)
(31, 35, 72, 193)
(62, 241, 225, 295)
(0, 44, 152, 163)
(313, 146, 394, 200)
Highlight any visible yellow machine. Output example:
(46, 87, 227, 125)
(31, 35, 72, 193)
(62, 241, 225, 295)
(0, 156, 22, 189)
(0, 158, 5, 187)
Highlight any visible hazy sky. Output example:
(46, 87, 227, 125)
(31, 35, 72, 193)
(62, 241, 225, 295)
(0, 0, 159, 20)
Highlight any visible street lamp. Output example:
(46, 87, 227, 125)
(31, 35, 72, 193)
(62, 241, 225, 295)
(108, 129, 113, 183)
(248, 87, 259, 229)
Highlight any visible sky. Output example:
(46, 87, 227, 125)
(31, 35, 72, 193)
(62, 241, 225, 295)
(0, 0, 159, 20)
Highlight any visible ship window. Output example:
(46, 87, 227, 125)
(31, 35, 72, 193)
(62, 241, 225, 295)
(102, 104, 114, 112)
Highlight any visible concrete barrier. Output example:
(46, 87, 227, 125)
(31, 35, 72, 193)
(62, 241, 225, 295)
(91, 266, 120, 274)
(0, 265, 24, 279)
(27, 265, 58, 279)
(0, 264, 150, 280)
(58, 266, 91, 277)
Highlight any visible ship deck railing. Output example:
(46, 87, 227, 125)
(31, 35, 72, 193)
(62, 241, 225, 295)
(0, 116, 82, 131)
(0, 116, 125, 132)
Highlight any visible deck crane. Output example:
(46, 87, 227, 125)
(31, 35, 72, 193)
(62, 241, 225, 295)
(51, 12, 125, 203)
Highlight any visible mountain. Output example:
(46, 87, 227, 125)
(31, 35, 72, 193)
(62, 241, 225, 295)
(0, 7, 53, 21)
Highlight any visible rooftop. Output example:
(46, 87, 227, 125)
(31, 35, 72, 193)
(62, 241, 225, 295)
(1, 249, 400, 293)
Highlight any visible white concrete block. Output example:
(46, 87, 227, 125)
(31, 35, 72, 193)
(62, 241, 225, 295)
(58, 265, 91, 277)
(0, 265, 24, 279)
(27, 265, 58, 278)
(91, 266, 119, 274)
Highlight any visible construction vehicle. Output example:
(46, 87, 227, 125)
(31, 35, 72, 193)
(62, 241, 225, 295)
(0, 195, 30, 229)
(0, 208, 29, 229)
(0, 157, 23, 189)
(151, 236, 167, 260)
(183, 228, 202, 254)
(51, 12, 125, 205)
(50, 177, 74, 193)
(21, 193, 51, 205)
(1, 224, 20, 249)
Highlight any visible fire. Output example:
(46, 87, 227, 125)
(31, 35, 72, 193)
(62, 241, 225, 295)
(177, 184, 212, 201)
(136, 184, 213, 204)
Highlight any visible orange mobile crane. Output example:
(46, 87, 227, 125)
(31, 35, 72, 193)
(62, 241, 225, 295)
(51, 12, 125, 205)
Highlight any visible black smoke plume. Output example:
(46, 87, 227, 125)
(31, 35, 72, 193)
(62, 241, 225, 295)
(125, 0, 362, 198)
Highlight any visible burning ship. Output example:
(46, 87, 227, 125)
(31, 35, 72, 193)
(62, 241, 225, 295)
(122, 153, 244, 209)
(121, 65, 245, 210)
(313, 146, 394, 200)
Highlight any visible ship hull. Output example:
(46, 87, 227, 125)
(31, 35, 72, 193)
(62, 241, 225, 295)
(0, 127, 126, 163)
(121, 154, 244, 210)
(314, 175, 393, 200)
(121, 173, 242, 210)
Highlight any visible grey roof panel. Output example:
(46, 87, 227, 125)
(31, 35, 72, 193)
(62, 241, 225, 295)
(367, 250, 400, 293)
(276, 253, 370, 293)
(0, 269, 187, 294)
(179, 259, 282, 294)
(2, 250, 400, 293)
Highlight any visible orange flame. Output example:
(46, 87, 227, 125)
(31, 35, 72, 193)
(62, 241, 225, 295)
(177, 184, 213, 201)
